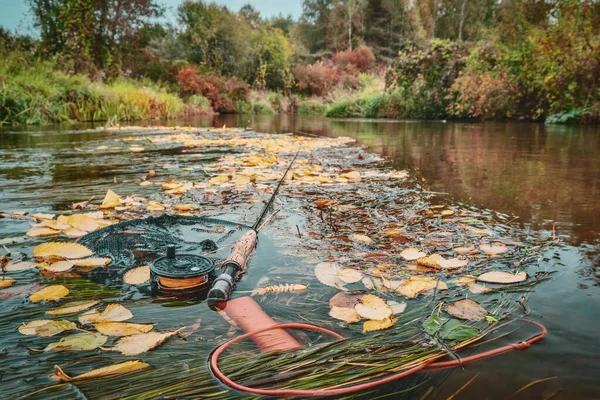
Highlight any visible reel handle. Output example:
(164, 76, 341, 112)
(207, 230, 257, 310)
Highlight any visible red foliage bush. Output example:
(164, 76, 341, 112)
(332, 47, 375, 74)
(176, 66, 249, 113)
(293, 61, 341, 96)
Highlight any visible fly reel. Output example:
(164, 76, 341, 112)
(150, 245, 216, 296)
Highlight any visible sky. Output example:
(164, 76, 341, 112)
(0, 0, 303, 33)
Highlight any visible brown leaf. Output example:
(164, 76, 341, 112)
(477, 271, 527, 284)
(33, 242, 94, 260)
(94, 322, 154, 337)
(110, 330, 181, 355)
(446, 299, 488, 321)
(123, 266, 150, 285)
(454, 245, 477, 255)
(30, 285, 69, 303)
(71, 196, 95, 210)
(51, 361, 150, 382)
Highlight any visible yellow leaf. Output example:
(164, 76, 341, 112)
(354, 294, 392, 320)
(337, 268, 363, 283)
(63, 227, 88, 238)
(33, 242, 94, 259)
(66, 214, 100, 232)
(339, 171, 361, 181)
(51, 361, 150, 382)
(363, 317, 397, 333)
(329, 306, 361, 323)
(400, 248, 427, 261)
(32, 213, 55, 221)
(110, 330, 181, 355)
(146, 201, 166, 211)
(208, 174, 230, 185)
(26, 227, 60, 238)
(477, 271, 527, 284)
(94, 322, 154, 337)
(396, 276, 448, 298)
(173, 204, 192, 211)
(47, 300, 101, 315)
(99, 189, 121, 209)
(161, 180, 183, 190)
(417, 254, 468, 270)
(30, 285, 69, 303)
(123, 266, 150, 285)
(41, 220, 71, 230)
(0, 276, 16, 288)
(79, 304, 133, 324)
(351, 234, 372, 244)
(459, 224, 489, 235)
(72, 257, 111, 267)
(18, 319, 77, 337)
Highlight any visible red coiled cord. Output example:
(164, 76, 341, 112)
(209, 318, 547, 397)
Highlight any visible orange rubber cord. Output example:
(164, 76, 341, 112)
(209, 318, 547, 397)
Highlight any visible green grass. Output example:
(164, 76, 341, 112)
(298, 99, 328, 115)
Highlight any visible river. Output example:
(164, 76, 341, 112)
(1, 115, 598, 399)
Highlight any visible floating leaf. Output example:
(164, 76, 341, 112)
(63, 227, 88, 238)
(79, 304, 133, 324)
(361, 276, 385, 291)
(32, 213, 55, 221)
(339, 171, 361, 181)
(363, 317, 397, 333)
(66, 214, 100, 232)
(439, 319, 479, 341)
(396, 276, 447, 298)
(446, 299, 488, 322)
(351, 234, 372, 244)
(208, 174, 230, 185)
(173, 204, 192, 211)
(47, 300, 101, 315)
(5, 261, 37, 272)
(26, 227, 60, 238)
(94, 322, 154, 337)
(400, 248, 426, 261)
(51, 361, 150, 382)
(337, 268, 363, 283)
(19, 320, 77, 337)
(33, 242, 94, 259)
(123, 266, 150, 285)
(459, 224, 489, 235)
(256, 284, 307, 295)
(330, 292, 363, 308)
(99, 189, 121, 208)
(315, 262, 346, 289)
(110, 330, 181, 355)
(477, 271, 527, 284)
(468, 282, 492, 294)
(423, 315, 448, 336)
(0, 276, 15, 288)
(73, 257, 111, 267)
(0, 283, 44, 300)
(387, 300, 407, 315)
(44, 332, 108, 352)
(480, 243, 509, 256)
(30, 285, 69, 303)
(42, 261, 75, 272)
(329, 306, 361, 323)
(417, 254, 468, 270)
(354, 294, 392, 320)
(454, 245, 477, 255)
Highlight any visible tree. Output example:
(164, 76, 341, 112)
(28, 0, 163, 76)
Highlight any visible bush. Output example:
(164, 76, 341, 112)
(332, 47, 375, 74)
(298, 100, 328, 115)
(293, 61, 341, 96)
(325, 99, 364, 118)
(253, 101, 275, 115)
(234, 100, 252, 113)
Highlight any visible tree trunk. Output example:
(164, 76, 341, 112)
(458, 0, 467, 42)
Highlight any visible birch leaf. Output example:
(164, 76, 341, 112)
(42, 261, 75, 272)
(51, 361, 150, 382)
(26, 227, 60, 238)
(446, 299, 488, 322)
(354, 294, 392, 320)
(99, 189, 121, 209)
(73, 257, 112, 267)
(329, 306, 361, 323)
(315, 262, 347, 289)
(5, 261, 37, 272)
(66, 214, 100, 232)
(396, 276, 448, 298)
(337, 268, 363, 283)
(47, 300, 101, 315)
(33, 242, 94, 259)
(94, 322, 154, 337)
(110, 330, 181, 355)
(480, 243, 509, 256)
(477, 271, 527, 284)
(44, 332, 107, 352)
(18, 320, 77, 337)
(30, 285, 69, 303)
(363, 317, 397, 333)
(400, 248, 426, 261)
(123, 266, 150, 285)
(79, 304, 133, 324)
(0, 276, 15, 288)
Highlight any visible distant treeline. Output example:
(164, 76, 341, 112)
(1, 0, 599, 125)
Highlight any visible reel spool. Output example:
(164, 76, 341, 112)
(150, 245, 216, 296)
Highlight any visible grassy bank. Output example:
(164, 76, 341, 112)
(0, 54, 212, 126)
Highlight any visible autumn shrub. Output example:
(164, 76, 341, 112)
(293, 61, 341, 96)
(332, 46, 375, 74)
(176, 65, 250, 113)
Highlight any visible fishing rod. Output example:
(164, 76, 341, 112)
(206, 150, 300, 310)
